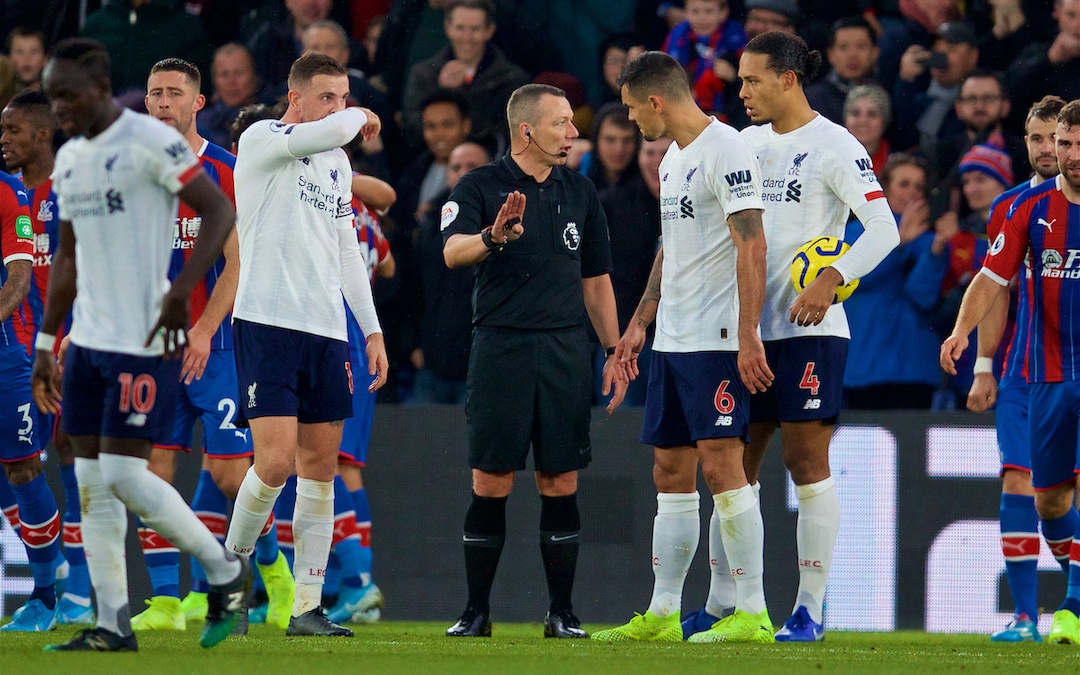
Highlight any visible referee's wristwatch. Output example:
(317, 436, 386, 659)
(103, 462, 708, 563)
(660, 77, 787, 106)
(480, 226, 505, 252)
(604, 346, 617, 358)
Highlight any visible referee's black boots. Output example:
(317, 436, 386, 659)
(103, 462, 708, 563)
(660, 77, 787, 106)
(446, 607, 493, 637)
(544, 610, 588, 638)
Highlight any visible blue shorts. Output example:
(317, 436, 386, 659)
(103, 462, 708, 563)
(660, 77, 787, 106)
(234, 319, 353, 425)
(61, 344, 180, 442)
(1028, 381, 1080, 492)
(156, 350, 252, 458)
(996, 375, 1030, 474)
(749, 337, 848, 424)
(641, 351, 749, 448)
(0, 343, 40, 463)
(339, 320, 374, 467)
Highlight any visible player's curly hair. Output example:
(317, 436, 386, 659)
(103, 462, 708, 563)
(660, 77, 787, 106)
(1060, 100, 1080, 130)
(744, 31, 822, 85)
(49, 38, 110, 87)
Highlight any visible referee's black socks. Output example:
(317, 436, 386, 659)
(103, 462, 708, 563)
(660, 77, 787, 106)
(462, 493, 507, 614)
(540, 493, 580, 615)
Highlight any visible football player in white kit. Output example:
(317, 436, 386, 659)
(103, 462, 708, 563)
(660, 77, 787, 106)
(684, 32, 899, 643)
(221, 52, 387, 638)
(32, 38, 248, 652)
(593, 51, 776, 645)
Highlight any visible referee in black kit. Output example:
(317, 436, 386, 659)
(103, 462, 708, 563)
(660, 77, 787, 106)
(441, 83, 629, 638)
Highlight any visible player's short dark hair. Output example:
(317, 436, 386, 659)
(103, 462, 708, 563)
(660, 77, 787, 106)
(744, 31, 822, 85)
(828, 17, 876, 48)
(506, 83, 566, 130)
(959, 69, 1006, 96)
(287, 52, 346, 91)
(3, 89, 56, 129)
(230, 102, 284, 148)
(1059, 99, 1080, 130)
(446, 0, 495, 24)
(1028, 95, 1067, 127)
(880, 152, 929, 193)
(50, 38, 111, 87)
(616, 51, 691, 103)
(420, 88, 470, 119)
(149, 58, 202, 90)
(6, 26, 46, 54)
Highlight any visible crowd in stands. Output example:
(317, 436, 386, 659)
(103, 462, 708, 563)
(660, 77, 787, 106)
(0, 0, 1074, 410)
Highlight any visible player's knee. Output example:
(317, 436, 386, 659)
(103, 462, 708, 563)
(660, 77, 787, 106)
(213, 472, 245, 500)
(1034, 488, 1073, 520)
(1001, 469, 1034, 496)
(2, 459, 43, 486)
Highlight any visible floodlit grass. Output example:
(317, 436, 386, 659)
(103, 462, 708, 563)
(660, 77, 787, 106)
(2, 622, 1077, 674)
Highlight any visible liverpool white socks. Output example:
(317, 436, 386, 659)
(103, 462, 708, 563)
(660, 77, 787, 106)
(98, 454, 239, 585)
(74, 458, 130, 635)
(226, 466, 284, 558)
(713, 484, 765, 615)
(292, 477, 334, 616)
(794, 476, 839, 623)
(647, 491, 700, 617)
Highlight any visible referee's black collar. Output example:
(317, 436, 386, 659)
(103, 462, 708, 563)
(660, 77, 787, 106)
(500, 153, 565, 185)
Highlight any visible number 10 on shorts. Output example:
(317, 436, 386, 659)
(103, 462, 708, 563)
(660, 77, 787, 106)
(117, 372, 157, 413)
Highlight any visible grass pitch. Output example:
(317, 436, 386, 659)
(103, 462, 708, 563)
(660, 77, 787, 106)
(2, 622, 1077, 674)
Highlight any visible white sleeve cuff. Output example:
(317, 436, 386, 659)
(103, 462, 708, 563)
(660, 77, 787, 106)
(979, 266, 1010, 287)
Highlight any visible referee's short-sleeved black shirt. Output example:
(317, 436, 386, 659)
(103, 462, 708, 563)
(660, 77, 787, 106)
(440, 154, 613, 331)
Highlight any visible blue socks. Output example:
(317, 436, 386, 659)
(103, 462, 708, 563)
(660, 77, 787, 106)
(1043, 507, 1080, 573)
(137, 516, 179, 598)
(332, 476, 365, 589)
(189, 470, 228, 594)
(1000, 493, 1039, 619)
(58, 464, 90, 599)
(352, 487, 374, 587)
(10, 473, 61, 608)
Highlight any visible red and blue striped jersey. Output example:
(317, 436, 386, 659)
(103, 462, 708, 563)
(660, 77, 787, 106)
(0, 171, 34, 348)
(352, 195, 389, 284)
(15, 176, 68, 356)
(170, 140, 236, 350)
(985, 178, 1039, 380)
(984, 176, 1080, 383)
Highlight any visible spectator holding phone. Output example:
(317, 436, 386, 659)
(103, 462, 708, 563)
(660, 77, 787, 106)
(892, 22, 979, 158)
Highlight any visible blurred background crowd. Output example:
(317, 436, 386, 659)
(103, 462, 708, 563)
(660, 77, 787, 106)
(0, 0, 1072, 411)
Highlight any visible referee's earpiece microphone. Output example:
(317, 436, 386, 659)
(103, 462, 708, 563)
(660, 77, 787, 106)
(520, 126, 568, 158)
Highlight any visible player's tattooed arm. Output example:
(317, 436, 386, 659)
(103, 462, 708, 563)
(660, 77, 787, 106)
(0, 259, 30, 322)
(634, 246, 664, 331)
(728, 208, 773, 393)
(728, 207, 766, 243)
(616, 246, 663, 379)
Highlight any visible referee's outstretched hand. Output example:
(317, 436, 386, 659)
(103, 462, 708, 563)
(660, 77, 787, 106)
(365, 333, 389, 392)
(492, 191, 525, 244)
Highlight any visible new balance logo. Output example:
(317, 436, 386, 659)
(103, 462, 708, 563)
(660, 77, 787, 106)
(724, 170, 751, 187)
(803, 399, 821, 410)
(125, 412, 147, 427)
(855, 158, 873, 172)
(1039, 217, 1057, 232)
(714, 415, 733, 426)
(785, 180, 802, 203)
(680, 195, 694, 219)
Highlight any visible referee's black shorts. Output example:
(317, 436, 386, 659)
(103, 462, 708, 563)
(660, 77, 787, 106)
(466, 326, 592, 473)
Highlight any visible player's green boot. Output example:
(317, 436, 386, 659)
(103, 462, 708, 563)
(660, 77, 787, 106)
(687, 608, 774, 644)
(1048, 609, 1080, 644)
(258, 552, 295, 630)
(180, 591, 208, 622)
(592, 611, 682, 642)
(130, 596, 186, 631)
